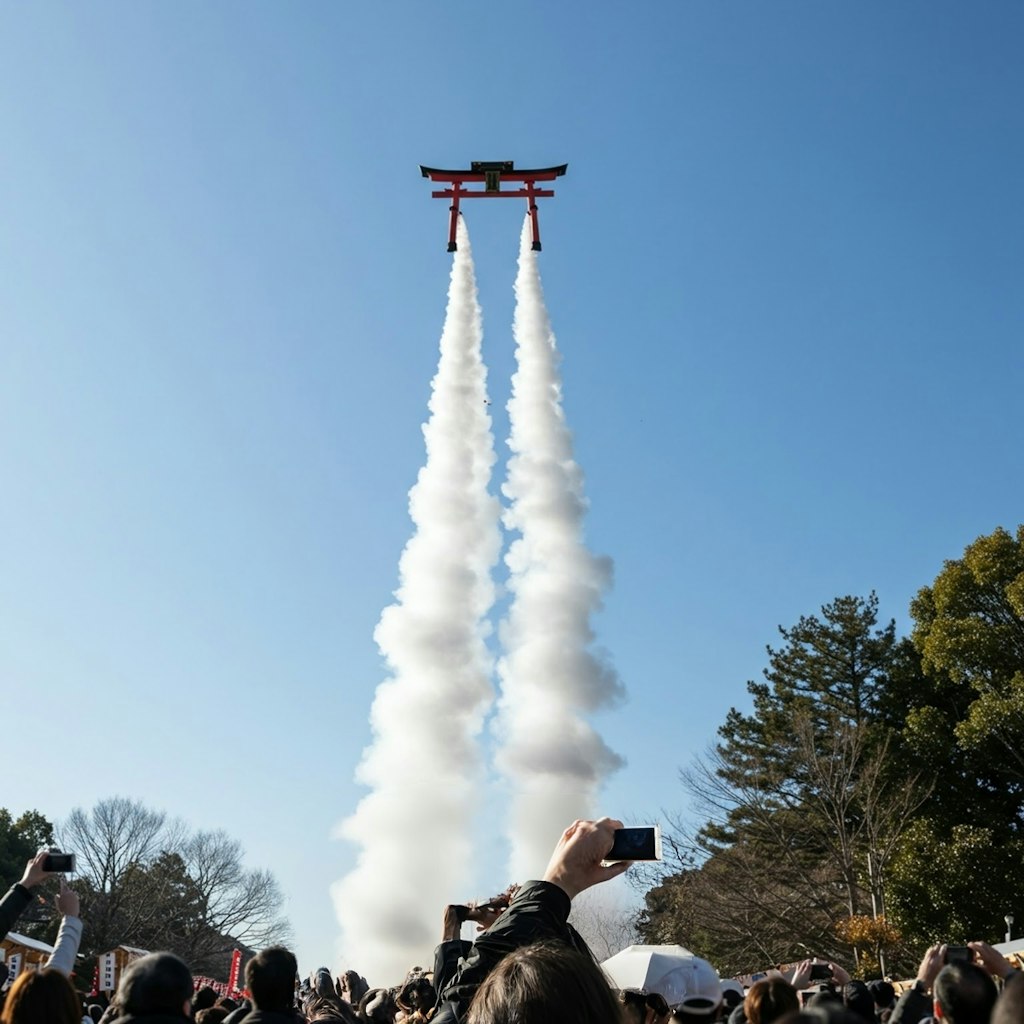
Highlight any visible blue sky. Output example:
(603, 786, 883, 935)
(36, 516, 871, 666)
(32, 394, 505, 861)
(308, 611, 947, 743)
(2, 1, 1022, 975)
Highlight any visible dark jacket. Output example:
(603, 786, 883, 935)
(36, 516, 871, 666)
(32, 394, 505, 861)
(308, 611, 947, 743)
(237, 1010, 306, 1024)
(433, 879, 588, 1024)
(889, 983, 933, 1024)
(0, 882, 33, 941)
(433, 938, 473, 1000)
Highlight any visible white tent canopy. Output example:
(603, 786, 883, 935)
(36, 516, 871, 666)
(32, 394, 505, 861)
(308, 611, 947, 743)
(602, 945, 722, 1008)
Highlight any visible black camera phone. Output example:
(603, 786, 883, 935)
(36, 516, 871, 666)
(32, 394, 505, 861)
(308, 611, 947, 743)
(605, 826, 662, 862)
(43, 851, 76, 873)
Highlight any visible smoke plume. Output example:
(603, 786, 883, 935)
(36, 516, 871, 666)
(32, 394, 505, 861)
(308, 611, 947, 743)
(493, 217, 626, 881)
(332, 218, 500, 983)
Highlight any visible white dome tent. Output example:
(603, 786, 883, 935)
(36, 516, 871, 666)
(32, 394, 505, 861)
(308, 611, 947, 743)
(601, 945, 723, 1010)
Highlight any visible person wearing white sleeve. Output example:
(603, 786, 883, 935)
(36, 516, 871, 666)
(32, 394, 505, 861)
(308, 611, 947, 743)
(45, 878, 84, 977)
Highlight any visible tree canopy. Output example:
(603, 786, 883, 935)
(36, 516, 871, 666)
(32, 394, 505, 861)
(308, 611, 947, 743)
(1, 797, 290, 979)
(640, 525, 1024, 977)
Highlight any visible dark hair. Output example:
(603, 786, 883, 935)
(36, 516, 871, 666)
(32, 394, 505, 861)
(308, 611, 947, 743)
(934, 963, 997, 1024)
(466, 939, 621, 1024)
(246, 946, 298, 1011)
(620, 988, 648, 1024)
(194, 985, 219, 1011)
(778, 1010, 865, 1024)
(621, 988, 672, 1023)
(359, 987, 398, 1023)
(339, 970, 369, 1005)
(745, 979, 800, 1024)
(118, 951, 194, 1016)
(843, 981, 876, 1024)
(1, 968, 80, 1024)
(196, 1009, 229, 1024)
(305, 992, 358, 1022)
(867, 982, 895, 1010)
(398, 977, 437, 1014)
(723, 989, 744, 1011)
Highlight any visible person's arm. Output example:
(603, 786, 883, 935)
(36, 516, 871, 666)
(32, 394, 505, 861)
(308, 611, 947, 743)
(791, 960, 813, 990)
(435, 818, 629, 1023)
(969, 941, 1017, 982)
(0, 851, 54, 941)
(45, 880, 83, 975)
(890, 945, 945, 1024)
(829, 962, 852, 986)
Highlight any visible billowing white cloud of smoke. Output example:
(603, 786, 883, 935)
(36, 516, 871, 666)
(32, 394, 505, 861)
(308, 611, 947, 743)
(332, 219, 501, 984)
(493, 217, 626, 881)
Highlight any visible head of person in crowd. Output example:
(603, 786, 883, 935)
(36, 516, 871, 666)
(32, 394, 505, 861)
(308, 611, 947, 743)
(672, 997, 722, 1024)
(807, 990, 844, 1012)
(87, 1004, 105, 1022)
(721, 981, 745, 1015)
(465, 939, 623, 1024)
(790, 1007, 869, 1024)
(305, 992, 354, 1022)
(867, 982, 895, 1014)
(620, 988, 672, 1024)
(116, 951, 194, 1019)
(195, 1008, 228, 1024)
(193, 986, 219, 1012)
(647, 990, 672, 1024)
(303, 973, 356, 1024)
(933, 962, 998, 1024)
(311, 967, 336, 998)
(338, 971, 369, 1005)
(843, 981, 876, 1024)
(746, 978, 800, 1024)
(359, 987, 398, 1023)
(0, 968, 80, 1024)
(672, 983, 722, 1023)
(397, 975, 436, 1018)
(621, 989, 645, 1024)
(245, 946, 298, 1012)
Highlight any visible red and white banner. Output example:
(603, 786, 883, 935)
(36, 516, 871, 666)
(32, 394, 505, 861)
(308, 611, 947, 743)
(228, 948, 242, 994)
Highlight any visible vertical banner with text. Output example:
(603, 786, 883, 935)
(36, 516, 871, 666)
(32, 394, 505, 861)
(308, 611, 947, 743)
(228, 948, 242, 994)
(99, 952, 117, 992)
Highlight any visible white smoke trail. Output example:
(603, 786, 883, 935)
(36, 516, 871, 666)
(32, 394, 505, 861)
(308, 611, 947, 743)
(332, 218, 500, 984)
(494, 217, 626, 881)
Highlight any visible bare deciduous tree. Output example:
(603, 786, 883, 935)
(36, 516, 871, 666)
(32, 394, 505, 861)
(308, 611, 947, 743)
(568, 887, 640, 961)
(58, 797, 289, 976)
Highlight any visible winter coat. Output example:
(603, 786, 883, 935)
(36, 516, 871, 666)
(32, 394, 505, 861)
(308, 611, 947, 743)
(0, 883, 33, 941)
(432, 879, 591, 1024)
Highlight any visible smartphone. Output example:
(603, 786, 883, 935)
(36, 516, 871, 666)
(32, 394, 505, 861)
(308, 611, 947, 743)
(43, 852, 76, 873)
(810, 964, 833, 980)
(945, 946, 971, 964)
(605, 826, 662, 862)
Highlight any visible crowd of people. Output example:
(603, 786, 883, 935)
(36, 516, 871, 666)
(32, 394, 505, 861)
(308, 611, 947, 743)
(1, 819, 1022, 1024)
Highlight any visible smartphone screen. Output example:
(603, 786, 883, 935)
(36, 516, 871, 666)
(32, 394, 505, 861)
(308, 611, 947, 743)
(605, 826, 662, 861)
